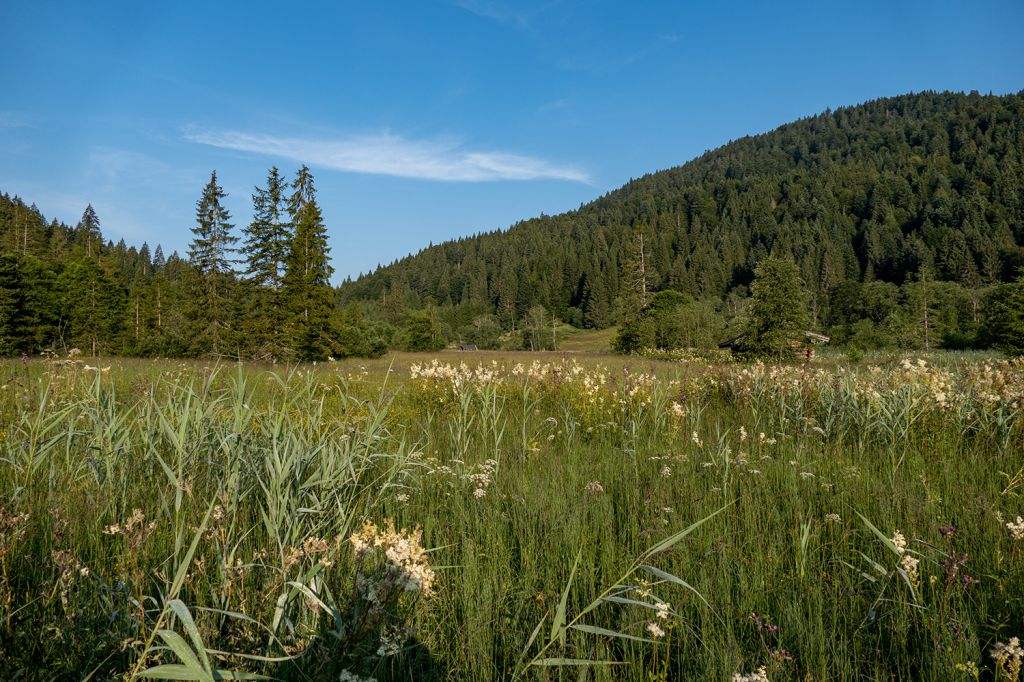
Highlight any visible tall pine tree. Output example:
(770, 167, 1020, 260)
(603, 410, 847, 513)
(241, 167, 291, 359)
(242, 167, 290, 289)
(282, 166, 334, 360)
(76, 204, 102, 259)
(187, 171, 237, 354)
(189, 172, 236, 275)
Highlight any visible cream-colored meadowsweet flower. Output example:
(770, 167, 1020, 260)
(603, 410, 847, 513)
(991, 637, 1023, 680)
(584, 480, 604, 494)
(891, 530, 908, 553)
(1006, 516, 1024, 541)
(646, 621, 665, 638)
(732, 666, 769, 682)
(349, 519, 436, 597)
(655, 601, 671, 620)
(900, 553, 920, 581)
(825, 513, 842, 524)
(889, 529, 920, 581)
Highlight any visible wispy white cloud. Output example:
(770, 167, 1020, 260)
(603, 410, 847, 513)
(185, 129, 591, 183)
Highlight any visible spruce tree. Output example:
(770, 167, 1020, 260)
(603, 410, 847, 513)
(188, 172, 236, 276)
(187, 171, 237, 354)
(76, 204, 102, 259)
(242, 167, 290, 289)
(241, 167, 291, 359)
(282, 166, 334, 360)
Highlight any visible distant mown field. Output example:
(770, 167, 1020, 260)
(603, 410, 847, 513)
(0, 351, 1022, 681)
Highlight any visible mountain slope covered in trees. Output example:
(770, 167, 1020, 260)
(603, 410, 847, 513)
(2, 90, 1023, 357)
(339, 91, 1024, 347)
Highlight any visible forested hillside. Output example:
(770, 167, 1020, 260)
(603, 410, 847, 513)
(3, 91, 1023, 357)
(0, 167, 381, 360)
(339, 91, 1024, 349)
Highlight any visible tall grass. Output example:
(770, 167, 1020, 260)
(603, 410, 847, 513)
(0, 353, 1022, 680)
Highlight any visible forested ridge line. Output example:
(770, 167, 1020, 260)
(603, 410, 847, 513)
(3, 90, 1024, 358)
(337, 90, 1024, 349)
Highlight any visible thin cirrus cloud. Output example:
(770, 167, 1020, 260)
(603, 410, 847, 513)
(185, 129, 592, 184)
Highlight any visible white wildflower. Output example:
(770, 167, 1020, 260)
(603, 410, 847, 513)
(1006, 515, 1024, 541)
(732, 666, 769, 682)
(991, 637, 1023, 678)
(900, 553, 920, 581)
(645, 621, 665, 638)
(891, 530, 907, 553)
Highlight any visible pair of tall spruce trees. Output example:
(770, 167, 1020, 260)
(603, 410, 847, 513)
(188, 165, 333, 361)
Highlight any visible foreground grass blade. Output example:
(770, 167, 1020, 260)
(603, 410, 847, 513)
(549, 548, 582, 647)
(641, 502, 732, 561)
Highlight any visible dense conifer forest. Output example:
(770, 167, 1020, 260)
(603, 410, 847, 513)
(340, 91, 1024, 351)
(2, 91, 1023, 357)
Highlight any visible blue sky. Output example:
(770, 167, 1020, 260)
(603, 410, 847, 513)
(1, 1, 1022, 282)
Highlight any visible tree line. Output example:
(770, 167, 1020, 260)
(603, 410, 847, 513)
(0, 167, 384, 360)
(3, 91, 1024, 358)
(338, 91, 1024, 352)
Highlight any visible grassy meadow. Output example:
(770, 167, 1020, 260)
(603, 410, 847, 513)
(1, 351, 1023, 681)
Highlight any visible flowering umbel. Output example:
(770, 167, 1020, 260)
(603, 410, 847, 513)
(991, 637, 1023, 682)
(349, 519, 436, 597)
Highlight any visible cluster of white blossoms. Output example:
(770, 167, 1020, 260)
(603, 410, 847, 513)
(409, 360, 502, 388)
(732, 666, 769, 682)
(421, 457, 497, 500)
(1006, 515, 1024, 541)
(891, 530, 920, 581)
(991, 637, 1023, 680)
(349, 519, 436, 597)
(584, 480, 604, 494)
(645, 621, 665, 638)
